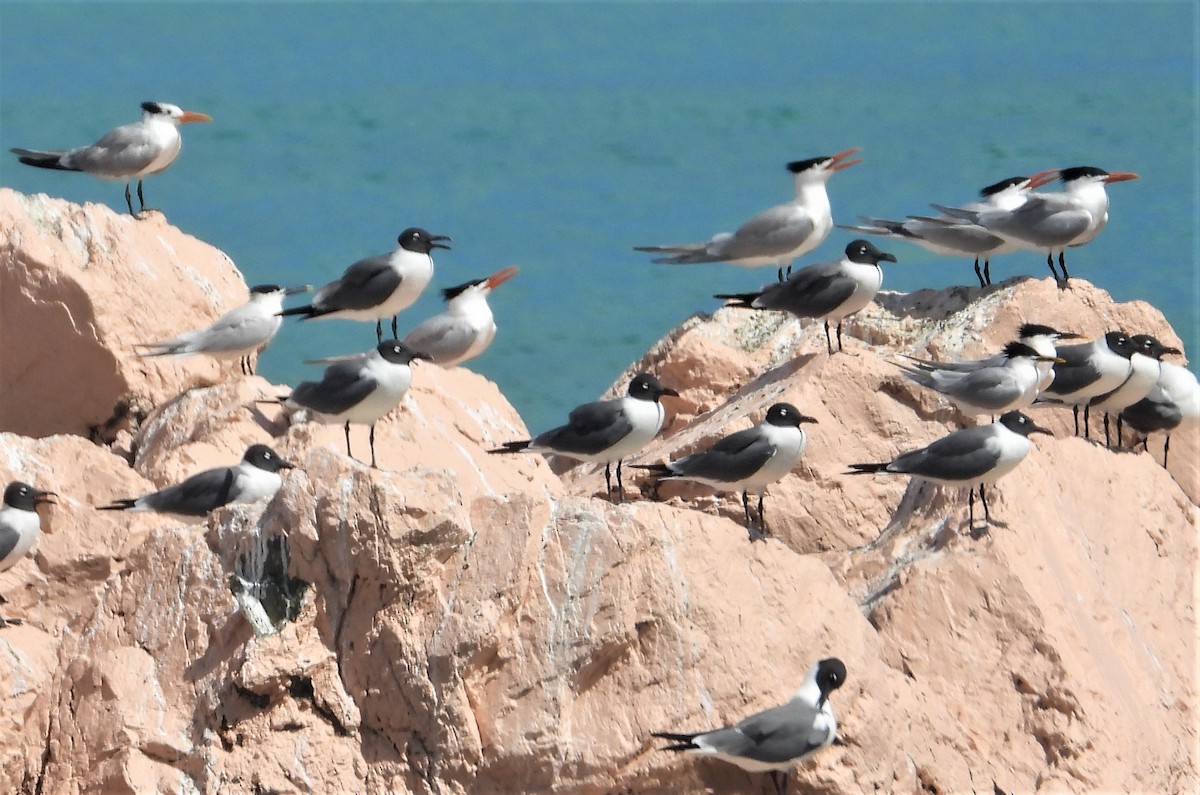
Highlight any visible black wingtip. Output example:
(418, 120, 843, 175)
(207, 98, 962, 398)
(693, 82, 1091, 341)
(488, 441, 532, 455)
(845, 463, 889, 475)
(713, 292, 759, 308)
(97, 499, 137, 511)
(627, 463, 672, 476)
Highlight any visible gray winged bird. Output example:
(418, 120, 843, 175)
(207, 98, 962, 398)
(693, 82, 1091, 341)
(98, 444, 292, 516)
(402, 266, 518, 366)
(715, 239, 898, 354)
(902, 323, 1081, 393)
(636, 149, 861, 282)
(489, 373, 678, 503)
(897, 341, 1063, 416)
(11, 101, 211, 218)
(1039, 331, 1138, 438)
(634, 403, 817, 540)
(847, 411, 1051, 530)
(0, 482, 56, 628)
(135, 283, 311, 375)
(652, 657, 847, 795)
(1120, 361, 1199, 467)
(281, 228, 451, 342)
(1089, 334, 1180, 446)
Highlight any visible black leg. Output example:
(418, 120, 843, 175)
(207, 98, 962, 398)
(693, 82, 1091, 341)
(1103, 413, 1111, 447)
(741, 490, 753, 530)
(984, 258, 992, 285)
(391, 315, 398, 339)
(1072, 405, 1080, 437)
(757, 493, 766, 535)
(1116, 415, 1124, 447)
(124, 182, 137, 217)
(777, 266, 785, 283)
(979, 485, 990, 523)
(1046, 252, 1060, 282)
(968, 486, 975, 530)
(344, 421, 353, 459)
(375, 320, 383, 343)
(615, 459, 626, 503)
(823, 321, 833, 355)
(137, 179, 146, 212)
(603, 462, 613, 499)
(769, 770, 788, 795)
(973, 258, 985, 288)
(836, 321, 844, 352)
(1163, 434, 1171, 467)
(369, 423, 378, 468)
(1083, 404, 1091, 440)
(1058, 251, 1070, 283)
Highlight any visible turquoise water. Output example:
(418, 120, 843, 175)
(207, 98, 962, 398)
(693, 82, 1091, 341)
(2, 3, 1196, 430)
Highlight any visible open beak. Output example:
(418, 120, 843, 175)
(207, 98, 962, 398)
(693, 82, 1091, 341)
(430, 235, 452, 250)
(179, 111, 212, 124)
(1104, 171, 1139, 184)
(34, 490, 57, 506)
(486, 265, 520, 290)
(285, 284, 313, 296)
(826, 147, 863, 173)
(1028, 169, 1060, 189)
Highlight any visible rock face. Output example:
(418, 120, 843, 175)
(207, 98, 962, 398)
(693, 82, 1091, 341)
(0, 196, 1196, 794)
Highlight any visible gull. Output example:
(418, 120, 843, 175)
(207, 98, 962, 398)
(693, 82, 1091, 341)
(1120, 361, 1198, 466)
(1089, 334, 1180, 445)
(1039, 331, 1138, 437)
(0, 481, 56, 628)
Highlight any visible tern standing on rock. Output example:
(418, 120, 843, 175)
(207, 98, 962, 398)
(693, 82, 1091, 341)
(11, 101, 211, 218)
(903, 323, 1081, 392)
(0, 482, 56, 628)
(897, 341, 1063, 417)
(402, 266, 519, 366)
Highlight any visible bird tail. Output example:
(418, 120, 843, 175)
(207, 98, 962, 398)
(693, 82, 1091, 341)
(712, 291, 760, 309)
(930, 203, 978, 222)
(97, 498, 137, 511)
(650, 731, 700, 751)
(895, 364, 937, 390)
(488, 440, 531, 454)
(845, 463, 889, 475)
(633, 244, 720, 265)
(11, 148, 76, 171)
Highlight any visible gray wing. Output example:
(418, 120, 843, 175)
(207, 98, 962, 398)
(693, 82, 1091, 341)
(289, 361, 376, 415)
(904, 365, 1023, 411)
(402, 315, 478, 365)
(535, 400, 631, 456)
(142, 467, 237, 516)
(986, 196, 1090, 246)
(753, 261, 855, 318)
(889, 426, 999, 481)
(62, 121, 166, 178)
(1042, 346, 1100, 396)
(669, 427, 774, 482)
(141, 302, 277, 355)
(1121, 393, 1183, 434)
(902, 217, 1006, 254)
(903, 352, 1005, 373)
(315, 254, 401, 311)
(712, 204, 817, 261)
(699, 700, 826, 764)
(0, 523, 19, 565)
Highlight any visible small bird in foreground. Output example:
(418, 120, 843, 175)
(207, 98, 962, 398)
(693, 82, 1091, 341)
(284, 340, 429, 469)
(11, 101, 212, 218)
(1039, 331, 1138, 438)
(902, 323, 1081, 393)
(402, 266, 519, 366)
(847, 411, 1051, 531)
(715, 239, 898, 355)
(652, 657, 847, 795)
(489, 373, 678, 503)
(896, 341, 1063, 417)
(0, 482, 56, 628)
(135, 283, 311, 375)
(634, 402, 817, 541)
(1120, 360, 1198, 467)
(98, 444, 293, 516)
(1088, 334, 1180, 446)
(281, 228, 451, 342)
(636, 149, 862, 282)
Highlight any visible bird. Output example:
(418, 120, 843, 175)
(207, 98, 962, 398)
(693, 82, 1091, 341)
(652, 657, 847, 795)
(1039, 331, 1139, 438)
(839, 174, 1039, 287)
(280, 228, 451, 342)
(1089, 334, 1181, 446)
(714, 239, 898, 355)
(0, 481, 56, 628)
(489, 373, 678, 503)
(401, 265, 518, 366)
(901, 323, 1081, 392)
(847, 411, 1051, 530)
(934, 166, 1139, 285)
(98, 444, 293, 516)
(635, 149, 862, 281)
(896, 341, 1063, 417)
(283, 340, 429, 469)
(633, 402, 817, 541)
(134, 283, 311, 375)
(1120, 361, 1199, 467)
(11, 101, 212, 219)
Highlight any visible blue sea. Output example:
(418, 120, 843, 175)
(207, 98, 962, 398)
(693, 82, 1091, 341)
(2, 2, 1196, 431)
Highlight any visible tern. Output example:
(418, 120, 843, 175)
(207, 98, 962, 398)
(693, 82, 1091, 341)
(1089, 334, 1180, 445)
(135, 284, 311, 375)
(935, 166, 1139, 284)
(847, 411, 1051, 531)
(1039, 331, 1138, 437)
(284, 340, 429, 468)
(489, 373, 678, 503)
(652, 657, 847, 795)
(896, 341, 1063, 417)
(636, 148, 862, 281)
(1120, 361, 1199, 466)
(633, 403, 817, 541)
(902, 323, 1081, 392)
(839, 175, 1036, 287)
(0, 482, 56, 628)
(281, 228, 451, 342)
(715, 240, 898, 354)
(402, 266, 518, 366)
(98, 444, 292, 516)
(11, 101, 212, 218)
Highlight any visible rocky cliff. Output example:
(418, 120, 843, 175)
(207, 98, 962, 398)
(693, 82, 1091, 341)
(0, 191, 1196, 794)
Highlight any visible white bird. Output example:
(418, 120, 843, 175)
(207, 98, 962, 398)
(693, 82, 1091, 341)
(848, 411, 1051, 530)
(0, 481, 56, 628)
(135, 283, 311, 375)
(11, 101, 212, 218)
(897, 341, 1063, 416)
(284, 340, 430, 468)
(98, 444, 293, 516)
(636, 149, 862, 281)
(635, 402, 817, 540)
(839, 174, 1040, 287)
(902, 323, 1082, 392)
(715, 240, 898, 355)
(1091, 334, 1181, 445)
(489, 373, 678, 503)
(402, 266, 518, 367)
(1039, 331, 1138, 437)
(652, 658, 847, 795)
(935, 166, 1139, 285)
(281, 228, 451, 342)
(1120, 361, 1199, 466)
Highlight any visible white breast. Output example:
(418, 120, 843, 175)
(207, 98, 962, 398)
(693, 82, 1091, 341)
(0, 507, 41, 572)
(231, 465, 284, 505)
(600, 397, 666, 462)
(828, 262, 882, 322)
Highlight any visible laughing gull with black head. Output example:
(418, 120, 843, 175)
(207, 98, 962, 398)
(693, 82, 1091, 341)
(847, 411, 1051, 531)
(652, 657, 847, 795)
(98, 444, 292, 516)
(1120, 360, 1199, 466)
(281, 228, 451, 342)
(1089, 334, 1181, 446)
(489, 373, 678, 503)
(402, 266, 519, 367)
(714, 240, 898, 355)
(897, 341, 1064, 417)
(634, 402, 817, 541)
(1039, 331, 1138, 438)
(136, 283, 311, 375)
(0, 482, 56, 628)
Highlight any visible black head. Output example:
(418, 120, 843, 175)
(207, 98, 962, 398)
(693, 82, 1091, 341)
(815, 657, 847, 706)
(242, 444, 295, 473)
(397, 228, 452, 254)
(141, 101, 165, 115)
(845, 239, 897, 265)
(1018, 323, 1080, 341)
(1103, 331, 1137, 358)
(377, 339, 431, 364)
(787, 156, 827, 174)
(764, 402, 819, 427)
(250, 284, 284, 295)
(442, 277, 487, 302)
(998, 411, 1051, 437)
(1058, 166, 1109, 183)
(1130, 334, 1182, 360)
(627, 373, 679, 402)
(979, 176, 1029, 197)
(3, 481, 55, 511)
(1002, 341, 1045, 360)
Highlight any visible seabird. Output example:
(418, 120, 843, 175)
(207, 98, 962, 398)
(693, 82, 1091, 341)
(1120, 360, 1198, 466)
(0, 481, 56, 628)
(402, 266, 518, 366)
(1039, 331, 1138, 438)
(1089, 334, 1180, 446)
(897, 341, 1063, 416)
(902, 323, 1081, 392)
